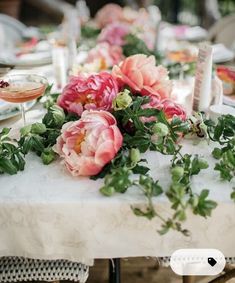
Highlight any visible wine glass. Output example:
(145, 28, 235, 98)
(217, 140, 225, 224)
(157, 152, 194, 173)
(167, 49, 197, 80)
(0, 74, 48, 126)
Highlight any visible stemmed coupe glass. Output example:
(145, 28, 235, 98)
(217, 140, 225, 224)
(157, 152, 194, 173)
(0, 74, 48, 126)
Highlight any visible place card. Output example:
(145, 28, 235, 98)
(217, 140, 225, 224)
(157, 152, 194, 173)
(193, 43, 213, 112)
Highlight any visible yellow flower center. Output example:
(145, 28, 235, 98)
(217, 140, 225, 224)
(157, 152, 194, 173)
(75, 94, 94, 105)
(74, 133, 85, 153)
(99, 58, 108, 70)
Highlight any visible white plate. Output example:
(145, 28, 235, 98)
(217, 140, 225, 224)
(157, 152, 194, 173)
(174, 26, 208, 41)
(0, 100, 36, 121)
(213, 44, 235, 63)
(16, 51, 52, 67)
(0, 50, 52, 68)
(223, 95, 235, 107)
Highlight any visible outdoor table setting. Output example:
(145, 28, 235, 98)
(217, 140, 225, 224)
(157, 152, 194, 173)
(0, 2, 235, 283)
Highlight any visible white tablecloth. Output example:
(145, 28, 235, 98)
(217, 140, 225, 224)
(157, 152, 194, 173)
(0, 133, 234, 265)
(0, 65, 234, 265)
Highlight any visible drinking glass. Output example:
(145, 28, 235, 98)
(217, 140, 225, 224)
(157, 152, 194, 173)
(0, 74, 48, 126)
(167, 50, 197, 80)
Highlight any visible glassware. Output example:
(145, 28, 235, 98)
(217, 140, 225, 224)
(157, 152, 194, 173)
(167, 49, 197, 80)
(0, 74, 48, 126)
(62, 8, 81, 73)
(76, 0, 90, 24)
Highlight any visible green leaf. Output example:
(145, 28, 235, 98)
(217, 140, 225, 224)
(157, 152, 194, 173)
(0, 158, 18, 175)
(231, 189, 235, 202)
(214, 123, 224, 140)
(31, 135, 45, 153)
(15, 153, 25, 171)
(132, 164, 149, 175)
(81, 25, 101, 38)
(0, 127, 11, 140)
(103, 167, 132, 194)
(152, 182, 163, 196)
(42, 105, 65, 128)
(214, 163, 233, 181)
(131, 206, 156, 220)
(174, 210, 186, 221)
(21, 136, 33, 154)
(193, 189, 217, 217)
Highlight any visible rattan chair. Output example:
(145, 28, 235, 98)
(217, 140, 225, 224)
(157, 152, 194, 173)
(0, 257, 89, 283)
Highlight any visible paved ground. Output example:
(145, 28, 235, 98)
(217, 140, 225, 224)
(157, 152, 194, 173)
(87, 258, 235, 283)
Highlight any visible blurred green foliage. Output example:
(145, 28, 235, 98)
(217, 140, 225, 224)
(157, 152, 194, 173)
(218, 0, 235, 16)
(154, 0, 235, 23)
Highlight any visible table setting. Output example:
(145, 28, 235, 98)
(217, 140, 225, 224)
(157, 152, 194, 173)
(0, 2, 235, 283)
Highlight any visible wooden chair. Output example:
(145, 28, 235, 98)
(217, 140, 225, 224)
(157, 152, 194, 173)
(207, 13, 235, 49)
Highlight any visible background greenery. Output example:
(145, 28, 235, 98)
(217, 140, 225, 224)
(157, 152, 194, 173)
(154, 0, 235, 25)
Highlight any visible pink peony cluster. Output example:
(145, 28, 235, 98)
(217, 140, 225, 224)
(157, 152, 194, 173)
(57, 72, 119, 116)
(141, 95, 186, 122)
(86, 42, 125, 69)
(98, 22, 129, 46)
(55, 54, 187, 176)
(112, 54, 172, 99)
(95, 4, 123, 28)
(54, 110, 123, 176)
(159, 99, 187, 121)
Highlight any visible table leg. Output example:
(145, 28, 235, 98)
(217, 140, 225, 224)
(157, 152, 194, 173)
(182, 275, 195, 283)
(109, 258, 121, 283)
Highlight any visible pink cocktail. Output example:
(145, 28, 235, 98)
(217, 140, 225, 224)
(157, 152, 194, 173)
(0, 74, 48, 125)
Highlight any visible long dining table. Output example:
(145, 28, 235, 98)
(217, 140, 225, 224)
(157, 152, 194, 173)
(0, 65, 235, 283)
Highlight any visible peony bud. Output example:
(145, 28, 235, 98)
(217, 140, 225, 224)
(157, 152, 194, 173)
(31, 123, 47, 135)
(152, 122, 169, 137)
(151, 134, 163, 145)
(41, 148, 56, 165)
(171, 166, 184, 181)
(113, 89, 132, 110)
(100, 186, 115, 196)
(198, 159, 209, 169)
(130, 148, 141, 163)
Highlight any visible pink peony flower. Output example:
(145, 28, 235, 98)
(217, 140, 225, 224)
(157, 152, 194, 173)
(54, 110, 123, 176)
(141, 95, 187, 122)
(57, 72, 119, 116)
(159, 99, 187, 121)
(112, 54, 172, 98)
(87, 42, 125, 69)
(95, 4, 123, 28)
(98, 22, 129, 46)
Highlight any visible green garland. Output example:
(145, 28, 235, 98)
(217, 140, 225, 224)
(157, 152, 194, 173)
(0, 89, 234, 236)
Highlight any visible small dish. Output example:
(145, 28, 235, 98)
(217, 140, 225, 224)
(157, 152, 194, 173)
(0, 99, 36, 121)
(209, 104, 235, 122)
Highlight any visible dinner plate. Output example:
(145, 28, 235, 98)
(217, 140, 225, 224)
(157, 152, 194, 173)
(223, 95, 235, 107)
(213, 44, 235, 63)
(16, 51, 52, 67)
(0, 99, 36, 121)
(173, 26, 208, 41)
(0, 51, 52, 68)
(0, 13, 26, 44)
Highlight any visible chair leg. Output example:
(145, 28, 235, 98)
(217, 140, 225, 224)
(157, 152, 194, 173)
(182, 275, 195, 283)
(109, 258, 121, 283)
(208, 268, 235, 283)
